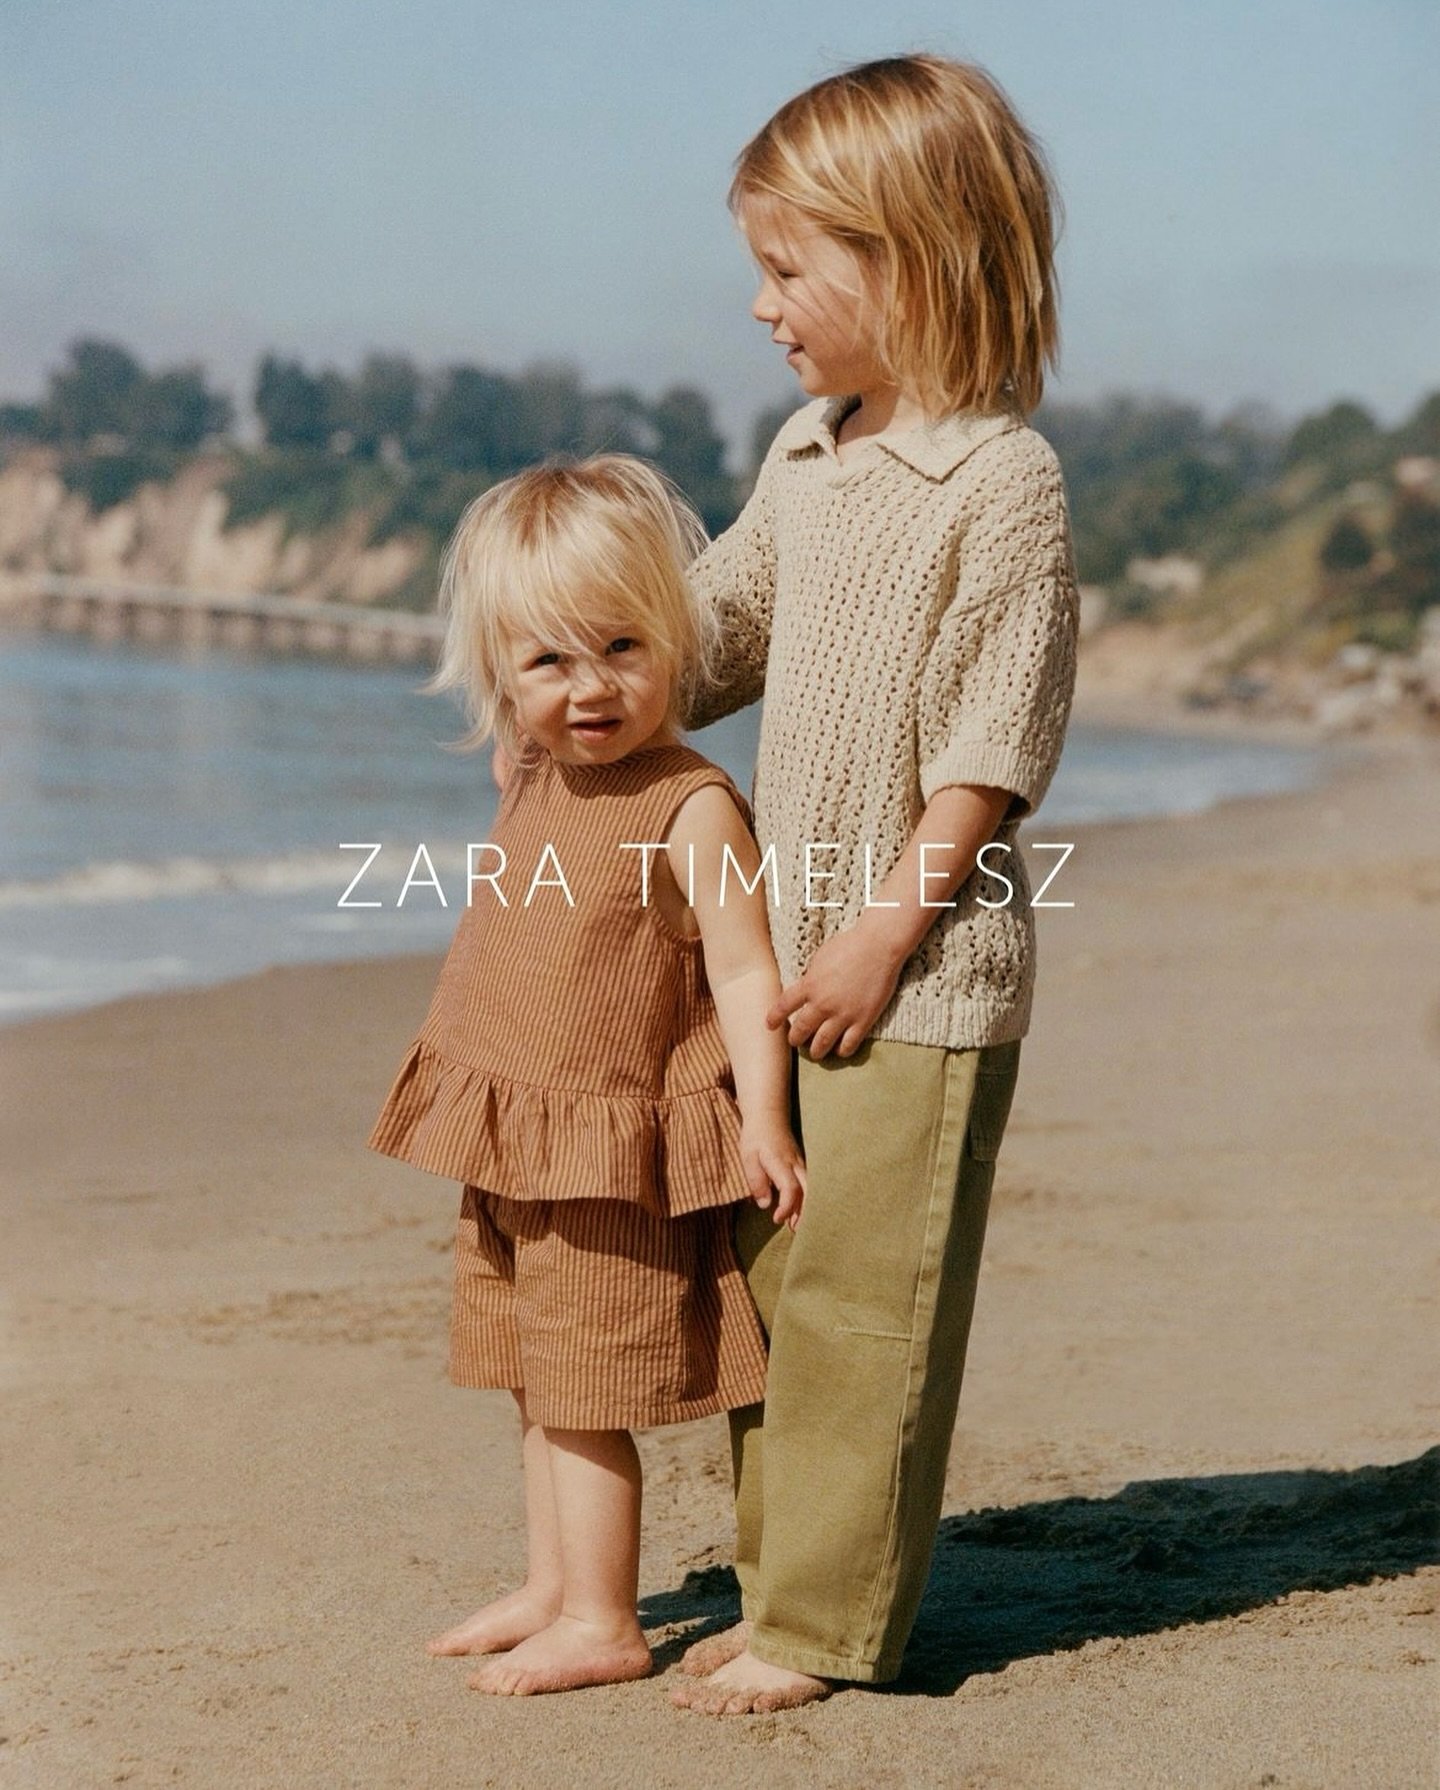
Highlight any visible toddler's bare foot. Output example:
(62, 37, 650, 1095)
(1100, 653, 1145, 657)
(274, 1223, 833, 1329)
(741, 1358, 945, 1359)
(677, 1618, 752, 1676)
(426, 1586, 560, 1657)
(669, 1647, 831, 1716)
(467, 1614, 653, 1696)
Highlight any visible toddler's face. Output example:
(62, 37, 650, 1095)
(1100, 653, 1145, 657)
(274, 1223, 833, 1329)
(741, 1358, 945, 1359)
(739, 197, 889, 402)
(506, 623, 675, 766)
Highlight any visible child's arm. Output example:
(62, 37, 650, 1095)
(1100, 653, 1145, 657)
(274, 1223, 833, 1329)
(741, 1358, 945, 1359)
(665, 784, 805, 1227)
(684, 455, 781, 731)
(773, 432, 1080, 1059)
(768, 783, 1011, 1059)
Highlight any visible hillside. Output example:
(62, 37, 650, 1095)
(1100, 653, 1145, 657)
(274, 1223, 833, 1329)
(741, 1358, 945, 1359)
(1070, 446, 1440, 733)
(0, 450, 429, 610)
(2, 340, 1437, 733)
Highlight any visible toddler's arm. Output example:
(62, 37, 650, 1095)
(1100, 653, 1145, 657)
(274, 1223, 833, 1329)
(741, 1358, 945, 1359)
(665, 784, 805, 1227)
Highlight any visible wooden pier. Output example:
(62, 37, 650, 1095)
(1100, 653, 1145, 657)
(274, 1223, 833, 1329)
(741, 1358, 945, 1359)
(0, 574, 442, 664)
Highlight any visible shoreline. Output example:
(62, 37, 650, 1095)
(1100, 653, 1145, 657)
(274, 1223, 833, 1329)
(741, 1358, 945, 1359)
(3, 735, 1436, 1786)
(0, 724, 1414, 1043)
(0, 712, 1371, 1031)
(1070, 678, 1401, 749)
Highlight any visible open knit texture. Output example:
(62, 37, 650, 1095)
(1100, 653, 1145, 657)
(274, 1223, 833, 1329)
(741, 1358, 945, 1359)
(368, 746, 757, 1216)
(688, 396, 1080, 1050)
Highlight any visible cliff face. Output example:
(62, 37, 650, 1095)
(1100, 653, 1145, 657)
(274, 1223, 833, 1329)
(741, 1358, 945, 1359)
(4, 447, 1435, 737)
(0, 451, 423, 605)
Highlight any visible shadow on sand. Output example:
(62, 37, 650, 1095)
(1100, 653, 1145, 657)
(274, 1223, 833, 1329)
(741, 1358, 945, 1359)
(640, 1448, 1439, 1691)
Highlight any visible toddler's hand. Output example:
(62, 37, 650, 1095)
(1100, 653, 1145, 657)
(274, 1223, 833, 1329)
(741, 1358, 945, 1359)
(740, 1118, 806, 1230)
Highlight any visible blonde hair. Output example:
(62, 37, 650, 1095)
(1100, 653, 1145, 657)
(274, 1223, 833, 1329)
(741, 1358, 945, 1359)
(732, 54, 1061, 416)
(427, 454, 713, 761)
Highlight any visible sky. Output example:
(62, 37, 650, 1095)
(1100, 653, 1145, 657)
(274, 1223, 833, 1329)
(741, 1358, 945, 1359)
(2, 0, 1437, 458)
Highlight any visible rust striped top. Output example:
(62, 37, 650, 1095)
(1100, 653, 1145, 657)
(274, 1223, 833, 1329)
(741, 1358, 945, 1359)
(368, 743, 755, 1218)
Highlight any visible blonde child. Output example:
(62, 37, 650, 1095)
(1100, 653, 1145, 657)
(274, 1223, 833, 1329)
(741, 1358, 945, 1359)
(669, 55, 1080, 1714)
(369, 455, 804, 1698)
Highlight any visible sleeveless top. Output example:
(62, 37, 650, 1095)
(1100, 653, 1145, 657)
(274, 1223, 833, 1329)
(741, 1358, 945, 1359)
(368, 742, 755, 1218)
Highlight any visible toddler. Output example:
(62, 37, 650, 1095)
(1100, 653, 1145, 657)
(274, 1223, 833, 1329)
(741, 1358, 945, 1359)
(370, 455, 804, 1697)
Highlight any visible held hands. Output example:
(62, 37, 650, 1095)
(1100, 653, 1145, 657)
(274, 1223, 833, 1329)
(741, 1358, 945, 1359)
(766, 922, 905, 1061)
(740, 1114, 807, 1230)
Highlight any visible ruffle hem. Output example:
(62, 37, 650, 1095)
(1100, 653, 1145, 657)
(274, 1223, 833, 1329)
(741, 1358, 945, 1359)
(368, 1038, 752, 1217)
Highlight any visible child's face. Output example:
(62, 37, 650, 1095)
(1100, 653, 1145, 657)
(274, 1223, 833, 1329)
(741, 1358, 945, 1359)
(739, 197, 889, 402)
(506, 622, 675, 766)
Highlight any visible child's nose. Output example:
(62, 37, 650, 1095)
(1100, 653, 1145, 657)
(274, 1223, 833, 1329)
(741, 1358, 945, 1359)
(752, 279, 781, 325)
(571, 655, 618, 699)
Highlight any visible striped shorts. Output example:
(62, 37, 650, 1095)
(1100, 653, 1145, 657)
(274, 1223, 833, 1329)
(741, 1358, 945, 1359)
(450, 1186, 770, 1430)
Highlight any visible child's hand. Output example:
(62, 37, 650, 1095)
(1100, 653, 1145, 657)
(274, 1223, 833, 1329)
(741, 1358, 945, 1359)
(740, 1116, 806, 1230)
(767, 924, 905, 1060)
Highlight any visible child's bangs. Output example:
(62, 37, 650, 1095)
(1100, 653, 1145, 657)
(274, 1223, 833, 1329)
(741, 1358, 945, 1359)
(497, 508, 681, 661)
(730, 91, 877, 248)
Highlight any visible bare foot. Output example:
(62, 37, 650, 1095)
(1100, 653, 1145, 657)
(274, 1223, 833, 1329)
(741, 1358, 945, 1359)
(426, 1586, 560, 1657)
(677, 1618, 752, 1676)
(669, 1647, 831, 1716)
(467, 1614, 653, 1696)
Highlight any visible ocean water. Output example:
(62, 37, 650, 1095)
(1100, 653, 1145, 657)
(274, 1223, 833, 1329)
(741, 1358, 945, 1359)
(0, 631, 1323, 1023)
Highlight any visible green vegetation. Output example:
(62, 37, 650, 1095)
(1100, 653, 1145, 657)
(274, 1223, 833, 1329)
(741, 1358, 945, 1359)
(1040, 390, 1440, 657)
(222, 449, 395, 537)
(57, 447, 183, 511)
(3, 336, 1435, 657)
(368, 464, 486, 548)
(2, 338, 231, 453)
(1, 338, 737, 536)
(1037, 396, 1285, 581)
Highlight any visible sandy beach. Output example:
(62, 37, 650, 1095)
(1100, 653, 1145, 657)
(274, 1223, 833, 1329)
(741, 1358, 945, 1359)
(2, 734, 1437, 1789)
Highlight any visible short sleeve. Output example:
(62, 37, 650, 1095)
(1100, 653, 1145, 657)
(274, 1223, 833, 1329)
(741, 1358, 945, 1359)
(684, 446, 781, 730)
(916, 431, 1080, 817)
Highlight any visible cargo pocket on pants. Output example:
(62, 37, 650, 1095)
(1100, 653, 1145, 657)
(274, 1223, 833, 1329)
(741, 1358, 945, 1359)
(964, 1040, 1021, 1162)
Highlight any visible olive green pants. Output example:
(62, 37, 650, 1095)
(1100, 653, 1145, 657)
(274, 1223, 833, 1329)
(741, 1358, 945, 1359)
(728, 1035, 1021, 1683)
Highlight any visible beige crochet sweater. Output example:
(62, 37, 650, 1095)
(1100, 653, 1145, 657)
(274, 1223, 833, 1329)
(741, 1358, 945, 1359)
(688, 395, 1079, 1050)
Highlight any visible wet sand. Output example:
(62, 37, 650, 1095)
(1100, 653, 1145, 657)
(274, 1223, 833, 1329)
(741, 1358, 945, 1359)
(2, 737, 1437, 1788)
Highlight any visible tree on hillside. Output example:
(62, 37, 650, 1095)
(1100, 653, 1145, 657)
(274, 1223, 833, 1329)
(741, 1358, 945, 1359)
(1319, 514, 1375, 574)
(348, 353, 422, 459)
(419, 364, 536, 473)
(652, 387, 726, 484)
(1283, 399, 1378, 468)
(1214, 402, 1286, 486)
(580, 386, 655, 459)
(45, 339, 145, 442)
(1398, 392, 1440, 457)
(255, 355, 333, 449)
(0, 402, 45, 440)
(650, 386, 734, 531)
(27, 339, 231, 450)
(514, 361, 590, 458)
(132, 365, 233, 449)
(1031, 395, 1289, 581)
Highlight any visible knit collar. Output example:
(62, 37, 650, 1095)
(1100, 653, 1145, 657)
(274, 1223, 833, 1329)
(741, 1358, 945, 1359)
(772, 395, 1020, 481)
